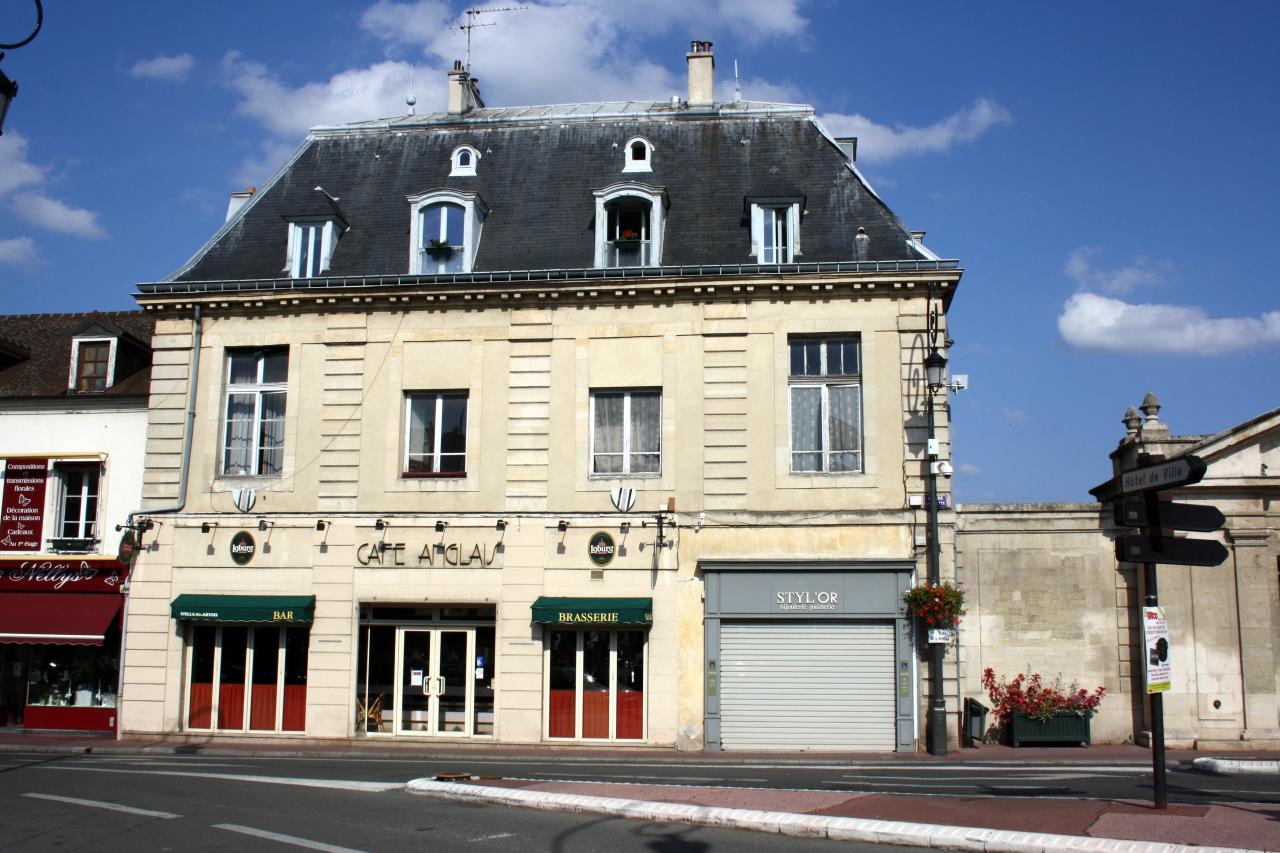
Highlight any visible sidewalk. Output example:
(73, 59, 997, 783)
(3, 729, 1278, 851)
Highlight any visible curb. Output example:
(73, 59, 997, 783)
(405, 779, 1256, 853)
(1192, 757, 1280, 776)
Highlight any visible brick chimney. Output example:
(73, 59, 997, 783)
(686, 40, 715, 108)
(447, 60, 485, 116)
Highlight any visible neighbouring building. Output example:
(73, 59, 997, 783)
(0, 312, 153, 732)
(957, 397, 1280, 748)
(121, 42, 964, 750)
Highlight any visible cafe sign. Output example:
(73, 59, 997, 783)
(0, 558, 129, 593)
(0, 458, 48, 552)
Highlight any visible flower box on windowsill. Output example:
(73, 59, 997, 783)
(48, 538, 96, 554)
(1010, 711, 1092, 747)
(423, 244, 455, 259)
(611, 239, 643, 251)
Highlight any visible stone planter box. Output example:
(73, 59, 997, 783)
(1010, 711, 1091, 747)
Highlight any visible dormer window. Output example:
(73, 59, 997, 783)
(288, 219, 339, 278)
(622, 137, 652, 173)
(450, 145, 480, 177)
(593, 182, 666, 268)
(750, 200, 801, 264)
(69, 338, 115, 393)
(408, 189, 488, 274)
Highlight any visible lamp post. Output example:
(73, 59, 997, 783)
(0, 0, 45, 137)
(923, 345, 948, 756)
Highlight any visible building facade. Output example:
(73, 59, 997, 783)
(120, 44, 963, 750)
(0, 312, 152, 732)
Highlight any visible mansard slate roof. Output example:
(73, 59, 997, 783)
(170, 102, 928, 283)
(0, 312, 153, 399)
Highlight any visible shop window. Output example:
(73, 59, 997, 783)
(590, 389, 660, 476)
(404, 392, 468, 476)
(185, 624, 308, 733)
(545, 628, 645, 740)
(222, 347, 288, 478)
(71, 339, 113, 393)
(789, 336, 862, 473)
(22, 629, 121, 718)
(53, 463, 101, 549)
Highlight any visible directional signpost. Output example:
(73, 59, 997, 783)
(1091, 453, 1227, 811)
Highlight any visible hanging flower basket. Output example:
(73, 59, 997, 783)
(903, 581, 965, 631)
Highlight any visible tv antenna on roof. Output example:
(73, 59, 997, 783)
(452, 5, 527, 73)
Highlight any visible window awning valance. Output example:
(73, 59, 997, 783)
(170, 594, 314, 624)
(0, 592, 122, 645)
(530, 596, 652, 626)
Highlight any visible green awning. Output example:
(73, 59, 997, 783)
(530, 596, 652, 626)
(170, 594, 314, 624)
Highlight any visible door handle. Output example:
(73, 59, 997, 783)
(435, 675, 446, 696)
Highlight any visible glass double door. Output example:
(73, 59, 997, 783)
(395, 627, 492, 737)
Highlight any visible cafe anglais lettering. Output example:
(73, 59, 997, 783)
(558, 611, 620, 624)
(355, 541, 499, 568)
(776, 591, 839, 611)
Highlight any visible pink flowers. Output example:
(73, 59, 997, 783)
(982, 668, 1106, 724)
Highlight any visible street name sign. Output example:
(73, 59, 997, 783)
(1113, 499, 1225, 532)
(1119, 456, 1207, 495)
(1117, 534, 1229, 567)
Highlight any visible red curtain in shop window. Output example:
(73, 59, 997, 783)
(188, 683, 212, 729)
(615, 690, 643, 739)
(218, 683, 245, 729)
(282, 685, 306, 731)
(249, 684, 277, 730)
(548, 689, 575, 737)
(582, 690, 609, 739)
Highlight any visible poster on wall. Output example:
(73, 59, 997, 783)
(0, 458, 49, 552)
(1143, 606, 1171, 694)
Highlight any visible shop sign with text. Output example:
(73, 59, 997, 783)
(588, 531, 616, 567)
(774, 590, 840, 612)
(0, 458, 48, 552)
(229, 531, 256, 565)
(0, 558, 129, 592)
(356, 540, 501, 569)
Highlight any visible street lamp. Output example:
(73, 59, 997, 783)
(924, 343, 948, 756)
(0, 0, 45, 137)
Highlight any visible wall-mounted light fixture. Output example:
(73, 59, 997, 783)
(495, 519, 507, 531)
(557, 519, 569, 532)
(201, 522, 216, 534)
(315, 520, 327, 531)
(374, 519, 386, 531)
(435, 520, 447, 533)
(619, 521, 630, 534)
(257, 519, 269, 532)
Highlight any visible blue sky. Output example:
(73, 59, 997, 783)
(1, 1, 1277, 503)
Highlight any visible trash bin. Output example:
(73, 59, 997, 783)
(965, 698, 989, 746)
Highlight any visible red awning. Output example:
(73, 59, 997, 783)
(0, 592, 122, 645)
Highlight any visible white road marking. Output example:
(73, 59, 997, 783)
(23, 792, 180, 819)
(470, 832, 517, 842)
(840, 772, 1098, 781)
(214, 823, 366, 853)
(80, 758, 248, 768)
(37, 764, 401, 791)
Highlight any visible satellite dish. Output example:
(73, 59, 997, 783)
(610, 487, 636, 513)
(233, 488, 257, 514)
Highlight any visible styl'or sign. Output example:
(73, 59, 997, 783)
(0, 458, 48, 552)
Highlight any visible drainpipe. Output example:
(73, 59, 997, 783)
(115, 304, 203, 739)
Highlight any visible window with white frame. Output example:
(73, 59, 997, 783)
(222, 348, 288, 478)
(408, 189, 487, 274)
(404, 392, 468, 475)
(789, 337, 862, 473)
(621, 137, 652, 173)
(288, 220, 339, 278)
(593, 183, 665, 269)
(71, 339, 113, 392)
(450, 145, 480, 177)
(590, 389, 660, 476)
(751, 202, 801, 263)
(55, 463, 100, 543)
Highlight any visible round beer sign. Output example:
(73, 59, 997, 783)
(588, 530, 616, 567)
(229, 530, 256, 566)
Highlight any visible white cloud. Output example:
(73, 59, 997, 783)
(818, 98, 1012, 163)
(0, 132, 47, 199)
(1058, 292, 1280, 355)
(956, 463, 982, 476)
(1065, 246, 1170, 295)
(12, 192, 108, 239)
(0, 237, 43, 267)
(130, 53, 197, 81)
(1001, 407, 1027, 425)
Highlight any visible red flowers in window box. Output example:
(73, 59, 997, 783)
(981, 668, 1107, 725)
(903, 581, 965, 630)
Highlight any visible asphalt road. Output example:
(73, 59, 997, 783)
(0, 752, 912, 852)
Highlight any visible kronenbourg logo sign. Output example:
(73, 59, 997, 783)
(588, 531, 616, 567)
(229, 531, 256, 566)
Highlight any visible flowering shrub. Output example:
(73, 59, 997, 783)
(903, 582, 965, 630)
(981, 668, 1107, 725)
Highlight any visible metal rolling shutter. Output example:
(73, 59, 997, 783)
(719, 621, 896, 751)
